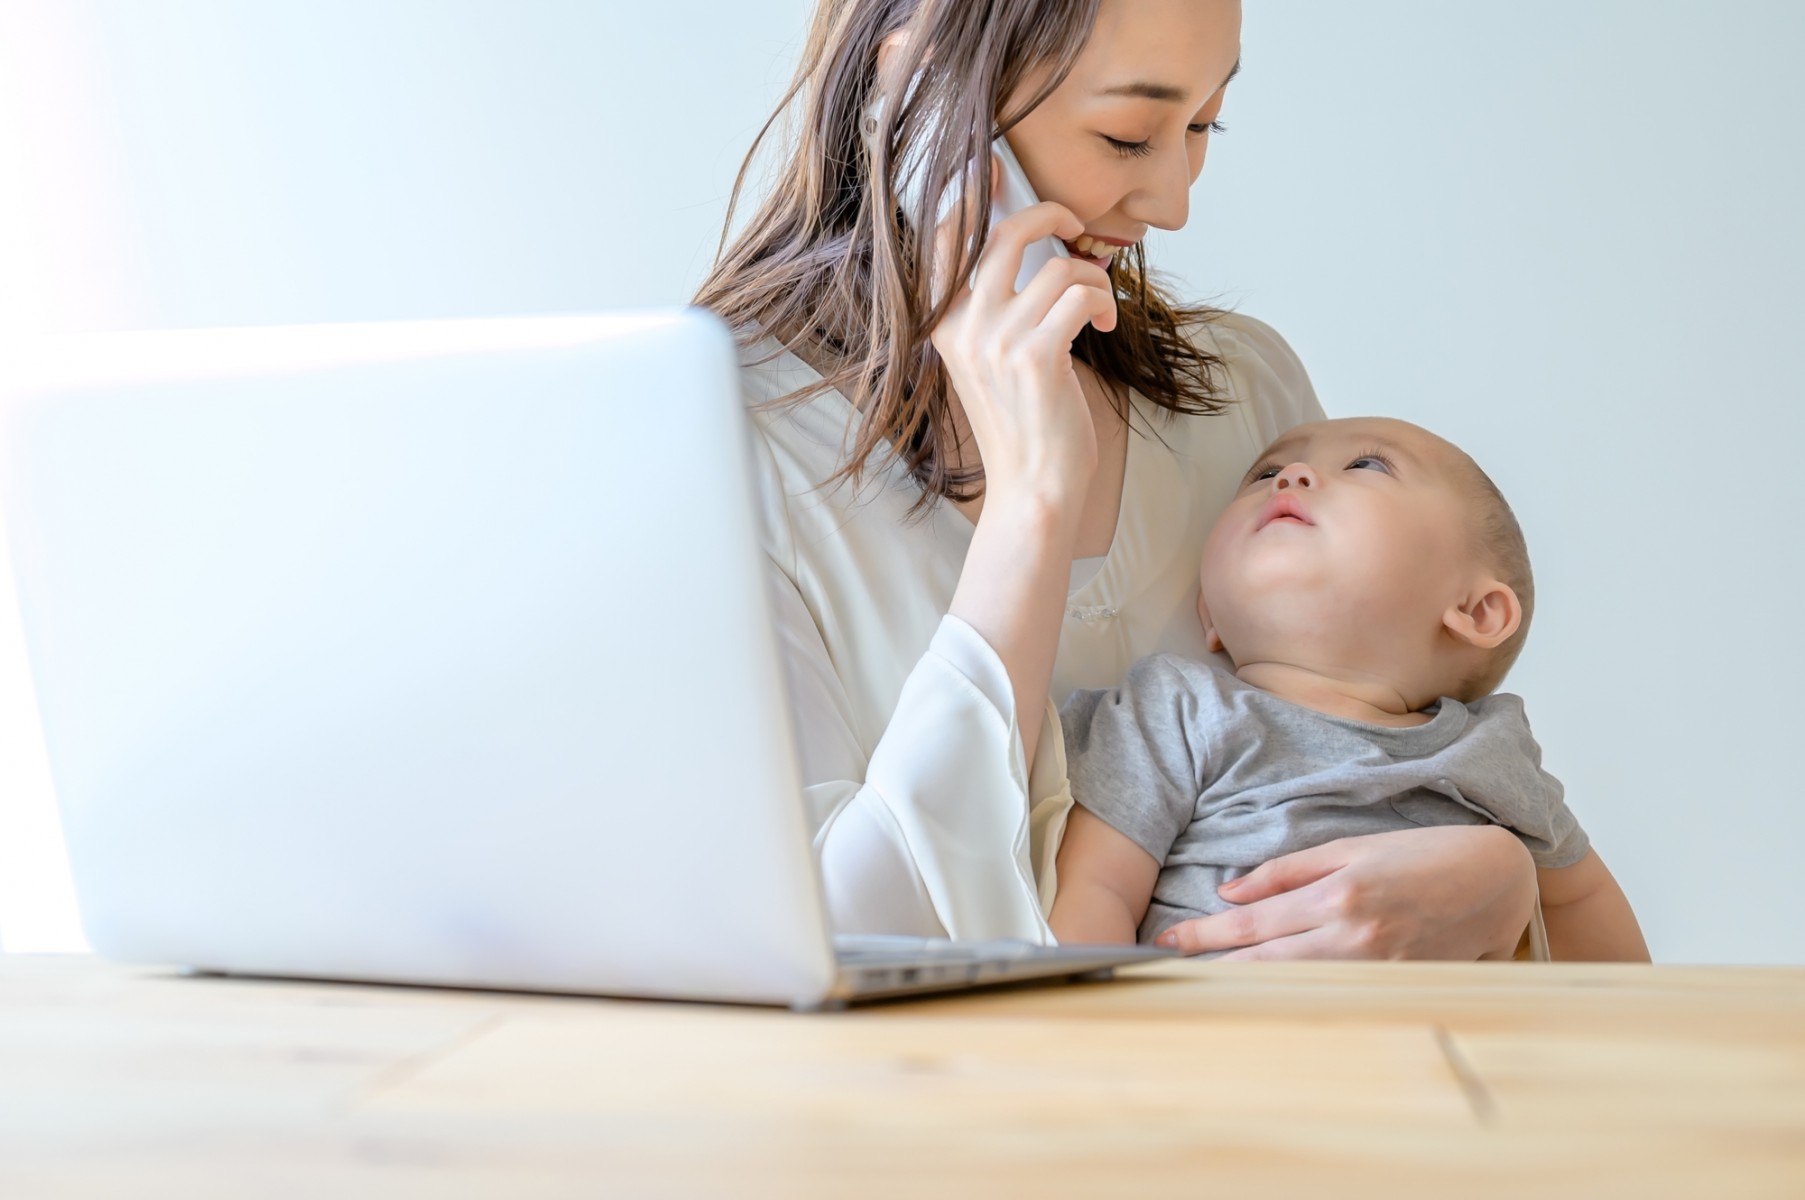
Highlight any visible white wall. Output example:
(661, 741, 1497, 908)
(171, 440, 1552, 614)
(2, 1, 1799, 961)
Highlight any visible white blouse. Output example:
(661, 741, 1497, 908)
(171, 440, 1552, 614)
(741, 312, 1326, 942)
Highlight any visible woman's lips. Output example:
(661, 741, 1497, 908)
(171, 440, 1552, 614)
(1063, 234, 1136, 264)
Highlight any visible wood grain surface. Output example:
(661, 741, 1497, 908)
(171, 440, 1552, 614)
(1, 955, 1800, 1198)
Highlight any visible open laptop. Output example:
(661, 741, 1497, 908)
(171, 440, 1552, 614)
(0, 309, 1168, 1009)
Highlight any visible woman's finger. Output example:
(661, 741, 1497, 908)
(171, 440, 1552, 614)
(1154, 885, 1327, 955)
(1002, 256, 1115, 337)
(1216, 840, 1350, 905)
(1027, 280, 1118, 352)
(1212, 927, 1344, 963)
(972, 200, 1084, 305)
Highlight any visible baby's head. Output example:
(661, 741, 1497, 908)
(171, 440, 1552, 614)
(1198, 417, 1533, 707)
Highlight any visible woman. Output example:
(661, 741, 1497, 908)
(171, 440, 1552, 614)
(694, 0, 1538, 957)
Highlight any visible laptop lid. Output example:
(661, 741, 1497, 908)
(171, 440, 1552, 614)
(0, 310, 843, 1007)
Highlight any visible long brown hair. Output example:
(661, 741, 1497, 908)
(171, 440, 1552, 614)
(693, 0, 1233, 512)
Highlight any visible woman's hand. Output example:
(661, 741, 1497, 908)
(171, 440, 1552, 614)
(1153, 826, 1538, 961)
(930, 198, 1117, 512)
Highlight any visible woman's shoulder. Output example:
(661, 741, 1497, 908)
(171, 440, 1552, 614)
(736, 335, 829, 407)
(1184, 309, 1325, 440)
(1194, 309, 1306, 381)
(733, 334, 909, 539)
(734, 335, 868, 472)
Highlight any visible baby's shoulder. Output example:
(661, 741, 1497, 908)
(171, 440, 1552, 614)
(1440, 692, 1552, 776)
(1061, 653, 1224, 720)
(1117, 652, 1244, 707)
(1460, 691, 1538, 739)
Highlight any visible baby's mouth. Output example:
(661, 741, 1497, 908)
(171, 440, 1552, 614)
(1256, 495, 1315, 530)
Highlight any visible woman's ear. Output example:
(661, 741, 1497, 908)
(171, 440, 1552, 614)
(875, 29, 911, 88)
(1442, 578, 1522, 650)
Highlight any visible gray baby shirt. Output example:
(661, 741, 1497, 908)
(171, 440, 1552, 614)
(1060, 653, 1589, 945)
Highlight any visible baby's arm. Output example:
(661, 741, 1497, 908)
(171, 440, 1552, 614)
(1049, 805, 1162, 945)
(1536, 848, 1650, 961)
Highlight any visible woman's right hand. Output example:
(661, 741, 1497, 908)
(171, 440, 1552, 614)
(929, 199, 1118, 514)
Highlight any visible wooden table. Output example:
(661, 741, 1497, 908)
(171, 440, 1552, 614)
(2, 955, 1801, 1198)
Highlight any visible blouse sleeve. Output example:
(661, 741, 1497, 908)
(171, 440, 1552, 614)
(752, 428, 1069, 944)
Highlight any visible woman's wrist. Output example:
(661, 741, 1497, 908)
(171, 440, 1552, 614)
(974, 484, 1086, 545)
(953, 490, 1081, 629)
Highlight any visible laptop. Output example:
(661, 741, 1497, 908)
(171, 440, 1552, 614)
(0, 309, 1169, 1009)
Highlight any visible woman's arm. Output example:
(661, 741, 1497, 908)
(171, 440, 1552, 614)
(934, 201, 1116, 770)
(1152, 825, 1538, 960)
(746, 265, 1100, 945)
(1536, 849, 1650, 961)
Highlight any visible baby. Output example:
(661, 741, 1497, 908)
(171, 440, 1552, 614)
(1048, 417, 1647, 961)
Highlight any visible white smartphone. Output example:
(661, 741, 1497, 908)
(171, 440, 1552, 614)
(988, 134, 1072, 295)
(864, 94, 1070, 294)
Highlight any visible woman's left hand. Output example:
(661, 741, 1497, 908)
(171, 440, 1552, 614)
(1153, 825, 1537, 960)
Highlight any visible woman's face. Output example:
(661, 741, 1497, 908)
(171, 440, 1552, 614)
(1005, 0, 1242, 266)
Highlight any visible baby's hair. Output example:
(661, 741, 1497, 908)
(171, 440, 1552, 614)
(1447, 451, 1534, 701)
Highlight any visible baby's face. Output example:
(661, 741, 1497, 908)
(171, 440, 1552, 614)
(1198, 417, 1484, 667)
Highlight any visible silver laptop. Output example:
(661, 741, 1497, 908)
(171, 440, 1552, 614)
(0, 309, 1167, 1009)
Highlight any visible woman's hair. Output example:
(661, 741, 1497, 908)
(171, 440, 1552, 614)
(692, 0, 1233, 513)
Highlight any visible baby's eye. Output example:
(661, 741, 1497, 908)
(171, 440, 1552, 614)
(1248, 464, 1280, 484)
(1347, 454, 1394, 474)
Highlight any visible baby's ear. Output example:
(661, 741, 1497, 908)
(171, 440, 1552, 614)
(1443, 578, 1522, 650)
(1196, 592, 1225, 654)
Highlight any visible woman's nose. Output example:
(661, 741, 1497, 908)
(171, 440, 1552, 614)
(1125, 147, 1195, 232)
(1275, 462, 1315, 490)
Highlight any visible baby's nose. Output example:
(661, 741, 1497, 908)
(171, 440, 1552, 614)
(1275, 462, 1316, 490)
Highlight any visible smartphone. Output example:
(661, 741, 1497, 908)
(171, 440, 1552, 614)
(989, 135, 1071, 294)
(864, 94, 1070, 295)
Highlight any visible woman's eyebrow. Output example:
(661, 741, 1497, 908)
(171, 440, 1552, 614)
(1096, 58, 1241, 104)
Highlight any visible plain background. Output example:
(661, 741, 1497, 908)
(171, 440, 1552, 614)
(0, 1, 1799, 961)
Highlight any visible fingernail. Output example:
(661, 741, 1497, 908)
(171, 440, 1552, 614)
(1156, 931, 1177, 948)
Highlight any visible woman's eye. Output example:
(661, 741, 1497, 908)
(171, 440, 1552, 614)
(1103, 135, 1154, 159)
(1107, 121, 1225, 158)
